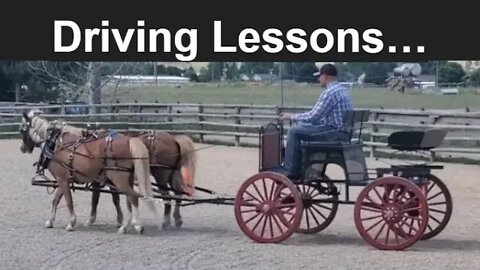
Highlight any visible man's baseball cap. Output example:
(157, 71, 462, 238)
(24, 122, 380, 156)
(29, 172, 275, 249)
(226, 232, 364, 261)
(313, 63, 338, 77)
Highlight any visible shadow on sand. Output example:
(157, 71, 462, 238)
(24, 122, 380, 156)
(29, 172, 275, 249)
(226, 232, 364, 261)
(281, 232, 480, 252)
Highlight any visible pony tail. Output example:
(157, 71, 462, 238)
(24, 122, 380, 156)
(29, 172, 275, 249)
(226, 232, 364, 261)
(129, 137, 158, 213)
(174, 135, 197, 196)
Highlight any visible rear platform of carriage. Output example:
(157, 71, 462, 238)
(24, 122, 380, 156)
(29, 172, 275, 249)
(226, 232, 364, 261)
(30, 109, 452, 251)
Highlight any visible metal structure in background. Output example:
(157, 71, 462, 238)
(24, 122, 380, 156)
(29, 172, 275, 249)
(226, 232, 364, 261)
(385, 63, 423, 93)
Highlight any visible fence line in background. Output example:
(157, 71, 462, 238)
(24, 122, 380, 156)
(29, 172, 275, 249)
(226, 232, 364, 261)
(1, 102, 479, 163)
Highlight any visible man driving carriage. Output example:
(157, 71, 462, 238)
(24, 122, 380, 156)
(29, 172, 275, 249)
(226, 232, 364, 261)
(276, 63, 354, 179)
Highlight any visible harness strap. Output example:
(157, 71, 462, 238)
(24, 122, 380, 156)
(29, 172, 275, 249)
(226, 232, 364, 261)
(36, 127, 62, 175)
(68, 138, 84, 191)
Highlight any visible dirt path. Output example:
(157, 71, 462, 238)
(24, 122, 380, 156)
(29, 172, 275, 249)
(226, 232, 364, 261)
(0, 139, 479, 270)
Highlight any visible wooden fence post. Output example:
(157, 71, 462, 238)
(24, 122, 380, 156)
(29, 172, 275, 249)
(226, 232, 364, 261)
(198, 104, 204, 143)
(128, 105, 134, 128)
(167, 105, 172, 122)
(234, 106, 241, 146)
(275, 105, 281, 116)
(370, 111, 378, 158)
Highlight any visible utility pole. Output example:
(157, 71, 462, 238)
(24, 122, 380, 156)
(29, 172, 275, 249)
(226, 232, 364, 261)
(279, 63, 284, 108)
(435, 61, 439, 89)
(153, 62, 157, 85)
(211, 64, 214, 82)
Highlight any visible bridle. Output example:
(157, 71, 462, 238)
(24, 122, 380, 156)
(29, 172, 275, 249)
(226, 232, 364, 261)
(19, 113, 46, 151)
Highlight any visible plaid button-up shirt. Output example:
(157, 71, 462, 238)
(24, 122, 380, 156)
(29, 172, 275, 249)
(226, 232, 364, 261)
(292, 81, 353, 130)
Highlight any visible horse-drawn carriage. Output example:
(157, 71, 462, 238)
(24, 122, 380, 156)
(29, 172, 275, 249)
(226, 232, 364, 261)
(20, 108, 452, 251)
(234, 109, 452, 250)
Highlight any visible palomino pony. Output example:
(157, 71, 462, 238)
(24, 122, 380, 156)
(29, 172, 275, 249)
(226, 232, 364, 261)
(19, 109, 163, 234)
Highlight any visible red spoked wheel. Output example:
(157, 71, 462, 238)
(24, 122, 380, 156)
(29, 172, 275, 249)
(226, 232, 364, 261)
(420, 174, 452, 240)
(234, 172, 303, 243)
(416, 174, 452, 240)
(390, 174, 452, 241)
(354, 176, 429, 250)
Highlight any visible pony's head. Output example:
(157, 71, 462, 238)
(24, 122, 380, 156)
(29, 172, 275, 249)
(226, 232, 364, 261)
(19, 109, 47, 153)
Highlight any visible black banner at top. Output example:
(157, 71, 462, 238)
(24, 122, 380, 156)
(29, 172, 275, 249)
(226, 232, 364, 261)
(1, 1, 479, 62)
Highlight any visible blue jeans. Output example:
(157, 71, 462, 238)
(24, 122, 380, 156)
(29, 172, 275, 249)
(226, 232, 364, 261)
(283, 122, 348, 175)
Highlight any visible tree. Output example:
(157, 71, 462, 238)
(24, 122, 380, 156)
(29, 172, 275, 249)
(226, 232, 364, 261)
(419, 61, 448, 75)
(280, 62, 318, 82)
(362, 62, 397, 85)
(239, 62, 276, 75)
(156, 64, 185, 76)
(469, 68, 480, 86)
(225, 63, 239, 80)
(332, 62, 357, 81)
(0, 61, 60, 102)
(0, 67, 14, 101)
(28, 61, 126, 112)
(184, 67, 199, 82)
(438, 62, 466, 85)
(0, 62, 31, 101)
(295, 62, 318, 83)
(209, 62, 224, 81)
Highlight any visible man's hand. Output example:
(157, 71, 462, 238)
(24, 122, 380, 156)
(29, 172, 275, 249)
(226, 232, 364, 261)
(279, 112, 293, 122)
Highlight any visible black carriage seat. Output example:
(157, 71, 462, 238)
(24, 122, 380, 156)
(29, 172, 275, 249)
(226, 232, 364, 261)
(387, 129, 447, 151)
(299, 110, 371, 184)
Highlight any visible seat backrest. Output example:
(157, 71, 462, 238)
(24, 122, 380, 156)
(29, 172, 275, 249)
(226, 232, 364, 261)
(420, 129, 447, 149)
(343, 110, 370, 144)
(343, 144, 369, 182)
(387, 129, 447, 150)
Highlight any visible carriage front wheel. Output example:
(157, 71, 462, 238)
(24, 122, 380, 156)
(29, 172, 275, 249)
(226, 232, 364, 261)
(234, 172, 303, 243)
(353, 176, 429, 250)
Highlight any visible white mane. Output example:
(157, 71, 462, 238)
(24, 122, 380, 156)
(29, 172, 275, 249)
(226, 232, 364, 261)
(24, 109, 84, 143)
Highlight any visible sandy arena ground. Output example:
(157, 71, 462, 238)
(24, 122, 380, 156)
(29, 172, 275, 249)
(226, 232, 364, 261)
(0, 139, 479, 270)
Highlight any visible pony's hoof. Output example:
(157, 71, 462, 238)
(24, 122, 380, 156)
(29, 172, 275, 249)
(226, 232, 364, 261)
(162, 221, 171, 229)
(65, 224, 75, 231)
(134, 225, 144, 234)
(45, 220, 53, 228)
(87, 217, 96, 226)
(117, 217, 123, 227)
(175, 220, 183, 228)
(117, 226, 127, 234)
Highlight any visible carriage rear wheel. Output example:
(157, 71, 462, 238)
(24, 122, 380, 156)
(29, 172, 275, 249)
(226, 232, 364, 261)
(419, 174, 452, 240)
(296, 175, 339, 234)
(392, 174, 453, 241)
(234, 172, 303, 243)
(353, 176, 429, 250)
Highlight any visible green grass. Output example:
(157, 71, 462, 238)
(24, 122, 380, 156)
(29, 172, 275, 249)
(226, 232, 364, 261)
(102, 82, 480, 110)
